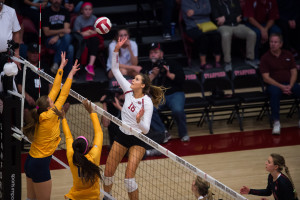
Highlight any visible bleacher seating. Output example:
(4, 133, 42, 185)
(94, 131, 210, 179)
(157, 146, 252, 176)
(19, 0, 300, 133)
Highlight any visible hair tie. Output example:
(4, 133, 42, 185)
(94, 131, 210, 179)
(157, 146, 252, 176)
(77, 136, 89, 154)
(36, 106, 39, 110)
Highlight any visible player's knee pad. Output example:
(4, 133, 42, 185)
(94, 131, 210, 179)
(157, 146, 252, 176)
(103, 175, 114, 186)
(124, 178, 138, 192)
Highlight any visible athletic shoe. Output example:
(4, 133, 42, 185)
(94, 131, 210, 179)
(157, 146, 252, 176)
(50, 63, 58, 74)
(86, 73, 93, 81)
(181, 135, 190, 142)
(245, 59, 258, 69)
(224, 62, 232, 72)
(272, 121, 281, 135)
(163, 131, 171, 143)
(85, 65, 95, 76)
(146, 149, 162, 157)
(163, 33, 171, 41)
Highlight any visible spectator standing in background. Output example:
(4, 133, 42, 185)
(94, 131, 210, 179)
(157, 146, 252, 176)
(243, 0, 281, 60)
(73, 2, 103, 81)
(210, 0, 257, 72)
(42, 0, 74, 75)
(259, 33, 300, 135)
(181, 0, 222, 70)
(276, 0, 300, 55)
(0, 0, 21, 94)
(106, 28, 141, 79)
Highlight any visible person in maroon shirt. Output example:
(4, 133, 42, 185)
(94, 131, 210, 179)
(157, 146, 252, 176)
(244, 0, 281, 60)
(260, 33, 300, 134)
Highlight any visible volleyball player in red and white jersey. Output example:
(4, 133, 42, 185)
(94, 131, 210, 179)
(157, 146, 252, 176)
(103, 37, 165, 200)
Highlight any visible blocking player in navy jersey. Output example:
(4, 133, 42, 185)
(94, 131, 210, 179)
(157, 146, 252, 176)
(240, 153, 298, 200)
(103, 37, 165, 200)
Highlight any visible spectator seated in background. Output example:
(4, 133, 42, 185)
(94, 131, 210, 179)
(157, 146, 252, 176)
(16, 43, 52, 124)
(106, 28, 141, 79)
(276, 0, 300, 56)
(210, 0, 257, 72)
(22, 0, 48, 31)
(243, 0, 281, 60)
(73, 2, 103, 81)
(42, 0, 74, 75)
(260, 33, 300, 135)
(63, 0, 83, 14)
(181, 0, 222, 70)
(142, 43, 190, 142)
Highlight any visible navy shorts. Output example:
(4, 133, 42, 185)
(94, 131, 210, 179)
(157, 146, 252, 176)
(115, 131, 150, 149)
(24, 154, 52, 183)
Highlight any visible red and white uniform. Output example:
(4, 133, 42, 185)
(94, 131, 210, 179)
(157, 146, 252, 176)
(111, 52, 153, 135)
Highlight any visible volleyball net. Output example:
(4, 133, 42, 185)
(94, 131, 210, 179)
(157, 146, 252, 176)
(13, 56, 247, 200)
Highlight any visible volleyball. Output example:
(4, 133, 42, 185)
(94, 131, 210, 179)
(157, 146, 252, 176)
(94, 17, 112, 34)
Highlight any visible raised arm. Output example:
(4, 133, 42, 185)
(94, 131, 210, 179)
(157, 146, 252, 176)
(111, 37, 131, 92)
(48, 52, 68, 101)
(54, 59, 80, 109)
(52, 107, 74, 163)
(82, 100, 103, 165)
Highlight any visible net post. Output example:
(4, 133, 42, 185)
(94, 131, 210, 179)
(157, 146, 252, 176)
(0, 93, 21, 199)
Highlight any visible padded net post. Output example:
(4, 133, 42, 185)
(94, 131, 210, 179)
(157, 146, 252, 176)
(0, 93, 22, 199)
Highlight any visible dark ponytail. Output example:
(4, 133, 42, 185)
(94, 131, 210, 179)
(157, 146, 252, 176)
(72, 138, 102, 184)
(23, 95, 49, 141)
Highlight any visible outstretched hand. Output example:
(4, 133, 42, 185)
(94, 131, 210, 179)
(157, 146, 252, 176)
(59, 51, 68, 69)
(83, 99, 94, 114)
(114, 37, 128, 52)
(68, 59, 80, 78)
(52, 106, 66, 119)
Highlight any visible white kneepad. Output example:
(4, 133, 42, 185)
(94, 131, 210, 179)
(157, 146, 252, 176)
(103, 175, 114, 186)
(124, 178, 138, 192)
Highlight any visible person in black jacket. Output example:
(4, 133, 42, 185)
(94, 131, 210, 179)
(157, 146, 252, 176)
(240, 153, 298, 200)
(142, 42, 190, 142)
(210, 0, 257, 71)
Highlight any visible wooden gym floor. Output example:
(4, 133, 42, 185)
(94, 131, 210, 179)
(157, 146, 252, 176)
(21, 106, 300, 199)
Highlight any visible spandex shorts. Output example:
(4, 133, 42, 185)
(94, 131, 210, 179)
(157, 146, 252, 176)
(24, 154, 52, 183)
(115, 131, 150, 149)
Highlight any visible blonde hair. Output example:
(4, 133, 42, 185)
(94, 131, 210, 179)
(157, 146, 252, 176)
(271, 153, 298, 199)
(195, 176, 213, 200)
(139, 73, 166, 108)
(23, 95, 49, 141)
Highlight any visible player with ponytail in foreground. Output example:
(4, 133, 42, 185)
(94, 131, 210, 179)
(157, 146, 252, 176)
(23, 52, 80, 200)
(53, 100, 103, 200)
(240, 153, 298, 200)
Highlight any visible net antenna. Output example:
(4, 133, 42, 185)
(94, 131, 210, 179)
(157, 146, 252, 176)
(38, 4, 42, 98)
